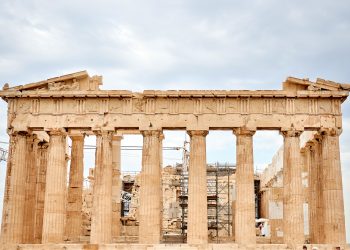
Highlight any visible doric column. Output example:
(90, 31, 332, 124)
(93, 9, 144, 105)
(139, 130, 162, 244)
(42, 129, 68, 243)
(319, 128, 346, 244)
(187, 130, 208, 244)
(90, 131, 113, 244)
(281, 129, 304, 246)
(33, 142, 49, 243)
(306, 142, 316, 242)
(23, 135, 40, 243)
(307, 137, 324, 244)
(65, 134, 85, 242)
(0, 131, 28, 243)
(112, 135, 122, 239)
(314, 135, 325, 243)
(233, 128, 256, 244)
(159, 133, 164, 239)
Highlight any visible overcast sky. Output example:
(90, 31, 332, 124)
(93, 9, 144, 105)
(0, 0, 349, 243)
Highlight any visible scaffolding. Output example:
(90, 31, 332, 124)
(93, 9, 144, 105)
(178, 161, 236, 243)
(0, 147, 7, 162)
(178, 139, 189, 242)
(254, 177, 261, 219)
(121, 171, 139, 217)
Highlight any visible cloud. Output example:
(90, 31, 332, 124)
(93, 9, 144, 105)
(2, 0, 350, 88)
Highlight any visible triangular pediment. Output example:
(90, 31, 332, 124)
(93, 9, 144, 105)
(2, 71, 102, 91)
(284, 77, 350, 91)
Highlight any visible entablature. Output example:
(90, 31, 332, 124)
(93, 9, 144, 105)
(1, 72, 348, 132)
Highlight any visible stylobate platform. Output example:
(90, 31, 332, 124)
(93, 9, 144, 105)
(0, 244, 349, 250)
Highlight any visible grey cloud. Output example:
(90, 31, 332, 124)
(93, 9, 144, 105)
(1, 0, 350, 88)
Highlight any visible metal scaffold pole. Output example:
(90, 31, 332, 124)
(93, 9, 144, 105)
(227, 165, 230, 237)
(215, 163, 219, 243)
(0, 147, 7, 162)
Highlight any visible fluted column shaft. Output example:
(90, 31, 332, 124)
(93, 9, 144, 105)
(159, 133, 164, 238)
(112, 135, 122, 239)
(306, 143, 316, 242)
(282, 130, 304, 246)
(187, 130, 208, 244)
(308, 138, 324, 243)
(233, 128, 256, 244)
(0, 132, 28, 243)
(23, 136, 40, 243)
(320, 128, 346, 244)
(139, 130, 162, 244)
(33, 142, 49, 243)
(66, 135, 84, 241)
(90, 131, 113, 244)
(42, 130, 68, 243)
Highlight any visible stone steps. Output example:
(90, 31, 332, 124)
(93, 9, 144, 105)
(1, 244, 349, 250)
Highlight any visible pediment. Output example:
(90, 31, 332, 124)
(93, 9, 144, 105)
(2, 71, 102, 92)
(284, 77, 350, 91)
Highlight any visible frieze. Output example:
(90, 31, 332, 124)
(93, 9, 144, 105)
(2, 96, 344, 116)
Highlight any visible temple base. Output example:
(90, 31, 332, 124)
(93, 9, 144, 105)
(0, 244, 349, 250)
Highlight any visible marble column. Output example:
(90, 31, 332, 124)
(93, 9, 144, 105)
(159, 133, 164, 238)
(231, 200, 236, 240)
(307, 138, 324, 244)
(23, 136, 40, 243)
(187, 130, 208, 244)
(306, 142, 316, 243)
(42, 129, 68, 243)
(33, 142, 49, 243)
(320, 128, 346, 244)
(281, 130, 304, 246)
(314, 135, 325, 243)
(233, 128, 256, 244)
(139, 130, 162, 244)
(112, 135, 122, 239)
(90, 131, 113, 244)
(65, 134, 85, 241)
(0, 131, 28, 243)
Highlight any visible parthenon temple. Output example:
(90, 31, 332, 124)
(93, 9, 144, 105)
(0, 71, 349, 249)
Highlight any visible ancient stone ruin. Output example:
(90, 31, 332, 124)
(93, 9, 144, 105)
(0, 71, 348, 249)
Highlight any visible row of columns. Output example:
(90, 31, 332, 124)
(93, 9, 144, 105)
(0, 127, 346, 246)
(0, 129, 124, 244)
(305, 129, 346, 244)
(186, 128, 346, 246)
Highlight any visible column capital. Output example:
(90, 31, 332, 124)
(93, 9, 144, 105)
(48, 128, 67, 136)
(187, 130, 208, 137)
(305, 141, 316, 152)
(68, 129, 86, 140)
(280, 129, 303, 137)
(319, 127, 342, 137)
(94, 130, 114, 137)
(7, 129, 29, 137)
(112, 135, 123, 141)
(233, 127, 256, 137)
(140, 130, 163, 138)
(69, 134, 85, 141)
